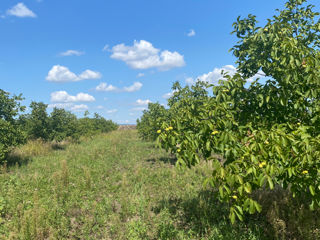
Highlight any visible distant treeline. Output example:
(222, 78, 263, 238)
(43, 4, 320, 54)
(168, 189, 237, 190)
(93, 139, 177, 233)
(0, 89, 118, 162)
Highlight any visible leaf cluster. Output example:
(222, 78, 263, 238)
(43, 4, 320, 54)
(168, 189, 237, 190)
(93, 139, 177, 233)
(137, 0, 320, 223)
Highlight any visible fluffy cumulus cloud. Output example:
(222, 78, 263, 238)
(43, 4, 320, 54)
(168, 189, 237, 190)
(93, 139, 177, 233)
(95, 82, 117, 92)
(187, 29, 196, 37)
(48, 103, 73, 109)
(48, 103, 88, 112)
(106, 109, 118, 114)
(185, 77, 194, 85)
(110, 40, 185, 71)
(78, 70, 101, 80)
(6, 3, 36, 18)
(198, 65, 237, 85)
(50, 91, 95, 103)
(123, 82, 143, 92)
(186, 65, 265, 85)
(162, 90, 178, 99)
(59, 50, 84, 57)
(136, 99, 151, 106)
(95, 81, 142, 93)
(46, 65, 101, 82)
(71, 104, 89, 112)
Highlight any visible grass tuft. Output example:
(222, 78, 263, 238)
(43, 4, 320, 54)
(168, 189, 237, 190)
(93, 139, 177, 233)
(0, 130, 319, 239)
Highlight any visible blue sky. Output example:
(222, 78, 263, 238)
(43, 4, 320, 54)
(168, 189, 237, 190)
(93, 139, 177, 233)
(1, 0, 318, 124)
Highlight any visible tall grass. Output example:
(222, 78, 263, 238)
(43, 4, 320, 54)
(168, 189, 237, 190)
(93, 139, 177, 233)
(0, 130, 319, 239)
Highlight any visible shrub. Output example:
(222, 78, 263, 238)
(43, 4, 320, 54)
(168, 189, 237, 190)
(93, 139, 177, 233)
(139, 0, 320, 223)
(136, 103, 168, 141)
(49, 108, 79, 141)
(0, 89, 26, 162)
(77, 113, 118, 137)
(28, 101, 50, 140)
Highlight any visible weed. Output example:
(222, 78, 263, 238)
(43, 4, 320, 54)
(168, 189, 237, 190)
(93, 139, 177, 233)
(0, 130, 318, 239)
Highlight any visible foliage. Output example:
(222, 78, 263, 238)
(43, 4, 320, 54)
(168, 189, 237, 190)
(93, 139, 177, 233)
(138, 0, 320, 223)
(1, 94, 117, 163)
(49, 107, 79, 141)
(0, 90, 25, 162)
(136, 102, 168, 141)
(77, 112, 118, 137)
(91, 112, 118, 133)
(28, 102, 50, 140)
(18, 103, 118, 143)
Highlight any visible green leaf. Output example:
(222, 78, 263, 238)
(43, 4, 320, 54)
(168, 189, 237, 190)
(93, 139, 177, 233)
(267, 176, 274, 189)
(310, 200, 315, 211)
(244, 183, 252, 194)
(224, 185, 231, 194)
(206, 141, 211, 151)
(237, 175, 244, 184)
(309, 185, 315, 196)
(254, 201, 262, 213)
(219, 186, 224, 198)
(249, 200, 255, 214)
(266, 95, 270, 103)
(235, 205, 243, 215)
(230, 211, 236, 224)
(259, 175, 266, 186)
(235, 209, 244, 221)
(288, 168, 293, 178)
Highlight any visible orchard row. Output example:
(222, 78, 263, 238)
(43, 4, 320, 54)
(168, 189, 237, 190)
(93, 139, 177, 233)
(0, 89, 118, 162)
(137, 0, 320, 223)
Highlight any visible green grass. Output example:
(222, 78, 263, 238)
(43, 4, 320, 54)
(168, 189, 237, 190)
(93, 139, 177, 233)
(0, 130, 319, 239)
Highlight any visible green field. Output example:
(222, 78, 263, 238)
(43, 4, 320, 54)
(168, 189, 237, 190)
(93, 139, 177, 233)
(0, 130, 319, 239)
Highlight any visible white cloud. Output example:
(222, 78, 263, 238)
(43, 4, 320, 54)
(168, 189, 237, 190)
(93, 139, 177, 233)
(162, 90, 178, 99)
(95, 81, 142, 93)
(185, 77, 195, 85)
(46, 65, 101, 82)
(136, 99, 151, 106)
(106, 109, 118, 114)
(198, 65, 237, 85)
(78, 70, 101, 80)
(95, 82, 117, 92)
(123, 82, 142, 92)
(7, 3, 36, 18)
(137, 73, 145, 78)
(189, 65, 265, 85)
(131, 107, 147, 111)
(59, 50, 84, 56)
(110, 40, 185, 71)
(118, 120, 130, 124)
(48, 102, 88, 112)
(249, 70, 265, 82)
(187, 29, 196, 37)
(48, 103, 73, 109)
(50, 91, 95, 103)
(71, 104, 89, 112)
(46, 65, 78, 82)
(96, 105, 104, 109)
(102, 44, 109, 52)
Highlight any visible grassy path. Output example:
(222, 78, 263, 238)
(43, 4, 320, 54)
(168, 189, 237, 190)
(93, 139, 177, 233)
(0, 130, 310, 239)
